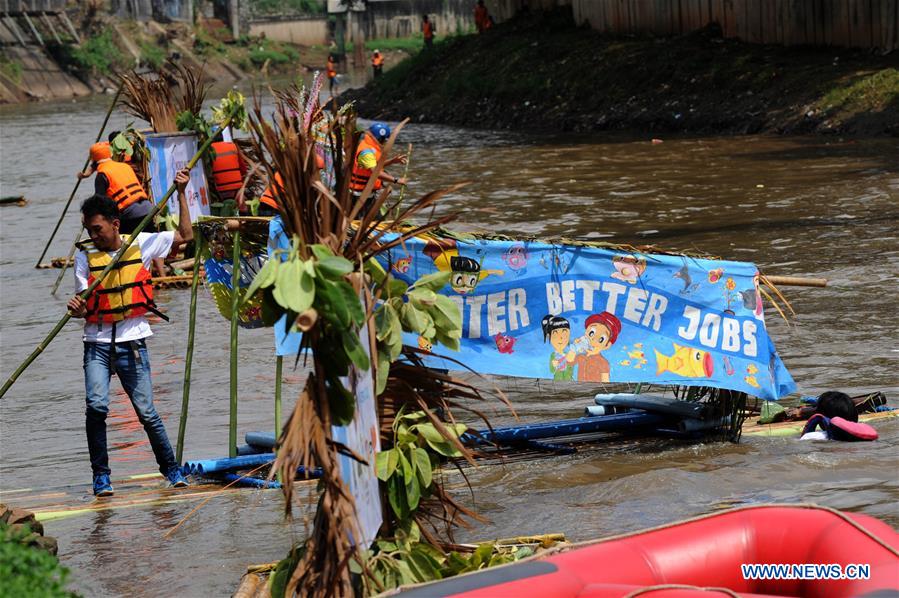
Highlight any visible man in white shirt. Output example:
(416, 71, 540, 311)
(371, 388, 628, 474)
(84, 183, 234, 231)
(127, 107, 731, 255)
(67, 169, 193, 496)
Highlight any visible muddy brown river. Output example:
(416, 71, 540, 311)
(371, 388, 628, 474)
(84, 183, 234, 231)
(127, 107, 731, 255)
(1, 90, 897, 597)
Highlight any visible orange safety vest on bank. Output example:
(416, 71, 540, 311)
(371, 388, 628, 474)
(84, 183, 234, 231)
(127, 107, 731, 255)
(422, 21, 434, 40)
(372, 53, 384, 67)
(260, 172, 283, 211)
(211, 141, 245, 200)
(80, 237, 159, 324)
(327, 59, 337, 78)
(349, 133, 383, 193)
(474, 5, 489, 31)
(97, 160, 148, 211)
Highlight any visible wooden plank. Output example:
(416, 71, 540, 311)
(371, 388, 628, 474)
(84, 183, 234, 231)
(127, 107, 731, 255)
(710, 0, 725, 31)
(869, 0, 881, 49)
(886, 0, 899, 51)
(822, 0, 834, 46)
(853, 0, 872, 49)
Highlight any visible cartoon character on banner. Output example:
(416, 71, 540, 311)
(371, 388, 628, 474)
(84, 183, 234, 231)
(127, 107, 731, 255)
(739, 272, 764, 318)
(494, 333, 516, 354)
(501, 242, 529, 276)
(610, 255, 647, 284)
(392, 255, 412, 274)
(562, 312, 622, 383)
(423, 239, 503, 294)
(538, 246, 571, 274)
(542, 315, 574, 380)
(674, 259, 701, 296)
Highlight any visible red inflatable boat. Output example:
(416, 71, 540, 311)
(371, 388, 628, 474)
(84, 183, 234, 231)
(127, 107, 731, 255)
(398, 505, 899, 597)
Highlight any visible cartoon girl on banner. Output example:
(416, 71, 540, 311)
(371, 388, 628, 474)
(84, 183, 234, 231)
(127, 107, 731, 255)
(542, 315, 574, 380)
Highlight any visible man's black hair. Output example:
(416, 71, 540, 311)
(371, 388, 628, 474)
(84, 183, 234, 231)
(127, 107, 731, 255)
(107, 130, 121, 143)
(541, 315, 570, 342)
(817, 391, 857, 423)
(450, 255, 480, 273)
(81, 194, 120, 222)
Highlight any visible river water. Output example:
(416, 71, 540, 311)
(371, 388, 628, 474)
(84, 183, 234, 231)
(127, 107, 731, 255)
(1, 91, 897, 597)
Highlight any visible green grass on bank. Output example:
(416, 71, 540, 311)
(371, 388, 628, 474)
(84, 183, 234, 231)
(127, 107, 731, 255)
(816, 68, 899, 116)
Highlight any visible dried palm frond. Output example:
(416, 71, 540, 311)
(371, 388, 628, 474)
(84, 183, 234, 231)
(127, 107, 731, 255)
(119, 61, 210, 133)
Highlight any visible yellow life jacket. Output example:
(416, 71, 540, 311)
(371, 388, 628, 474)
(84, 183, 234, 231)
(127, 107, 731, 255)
(78, 237, 165, 323)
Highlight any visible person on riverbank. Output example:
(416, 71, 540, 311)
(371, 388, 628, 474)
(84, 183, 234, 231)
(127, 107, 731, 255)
(474, 0, 491, 33)
(66, 169, 194, 496)
(327, 54, 339, 96)
(421, 15, 435, 49)
(372, 49, 385, 77)
(350, 122, 407, 215)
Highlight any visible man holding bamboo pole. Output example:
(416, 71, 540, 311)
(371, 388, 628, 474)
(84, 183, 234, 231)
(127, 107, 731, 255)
(66, 169, 193, 497)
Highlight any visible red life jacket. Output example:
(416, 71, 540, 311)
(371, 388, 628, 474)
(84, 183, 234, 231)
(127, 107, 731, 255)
(97, 160, 148, 210)
(349, 133, 383, 193)
(211, 141, 245, 201)
(79, 237, 162, 323)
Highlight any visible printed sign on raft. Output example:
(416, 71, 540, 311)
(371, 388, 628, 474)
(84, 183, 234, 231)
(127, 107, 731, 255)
(376, 234, 796, 401)
(145, 132, 211, 223)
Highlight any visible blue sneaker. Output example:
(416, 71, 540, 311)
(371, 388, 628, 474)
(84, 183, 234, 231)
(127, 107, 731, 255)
(93, 474, 114, 497)
(166, 467, 189, 488)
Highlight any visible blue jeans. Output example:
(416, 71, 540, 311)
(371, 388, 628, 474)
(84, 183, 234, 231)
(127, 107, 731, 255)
(83, 340, 178, 477)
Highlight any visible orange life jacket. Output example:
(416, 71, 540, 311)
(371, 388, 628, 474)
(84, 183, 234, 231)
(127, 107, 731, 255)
(372, 53, 384, 67)
(97, 160, 148, 211)
(474, 5, 489, 29)
(260, 172, 283, 211)
(80, 237, 160, 324)
(422, 21, 434, 39)
(350, 133, 383, 193)
(327, 59, 337, 78)
(211, 141, 245, 200)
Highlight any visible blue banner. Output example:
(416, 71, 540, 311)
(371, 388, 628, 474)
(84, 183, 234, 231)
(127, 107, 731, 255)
(376, 234, 795, 400)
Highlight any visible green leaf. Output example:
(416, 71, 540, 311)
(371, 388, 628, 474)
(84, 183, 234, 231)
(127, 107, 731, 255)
(387, 276, 409, 299)
(387, 475, 409, 519)
(375, 349, 391, 395)
(376, 539, 397, 552)
(341, 330, 370, 371)
(315, 278, 350, 328)
(404, 469, 421, 510)
(240, 257, 278, 308)
(431, 294, 462, 332)
(376, 449, 399, 481)
(309, 244, 334, 260)
(413, 447, 432, 488)
(395, 558, 417, 586)
(424, 438, 463, 458)
(400, 302, 427, 334)
(411, 270, 452, 292)
(316, 256, 354, 279)
(334, 279, 365, 326)
(365, 257, 387, 286)
(471, 543, 493, 568)
(408, 287, 438, 308)
(408, 548, 442, 582)
(273, 259, 314, 313)
(434, 329, 461, 352)
(326, 376, 355, 426)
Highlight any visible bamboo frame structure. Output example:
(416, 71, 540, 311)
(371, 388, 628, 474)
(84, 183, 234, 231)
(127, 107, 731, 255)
(176, 237, 204, 464)
(228, 231, 241, 457)
(35, 83, 124, 268)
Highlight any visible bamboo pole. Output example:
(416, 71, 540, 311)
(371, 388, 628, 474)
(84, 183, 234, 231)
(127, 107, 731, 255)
(0, 118, 230, 400)
(176, 237, 204, 464)
(762, 275, 827, 288)
(274, 355, 283, 437)
(229, 230, 241, 458)
(50, 226, 82, 295)
(35, 83, 124, 268)
(392, 142, 413, 220)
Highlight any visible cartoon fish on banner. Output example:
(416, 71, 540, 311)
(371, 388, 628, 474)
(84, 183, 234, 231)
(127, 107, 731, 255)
(417, 336, 432, 352)
(708, 268, 724, 283)
(655, 344, 714, 378)
(392, 256, 412, 274)
(610, 255, 647, 284)
(501, 243, 529, 274)
(494, 333, 516, 354)
(744, 375, 760, 388)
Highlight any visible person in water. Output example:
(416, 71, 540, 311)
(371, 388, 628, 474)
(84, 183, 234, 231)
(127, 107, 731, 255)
(800, 391, 877, 441)
(542, 315, 574, 380)
(67, 169, 194, 496)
